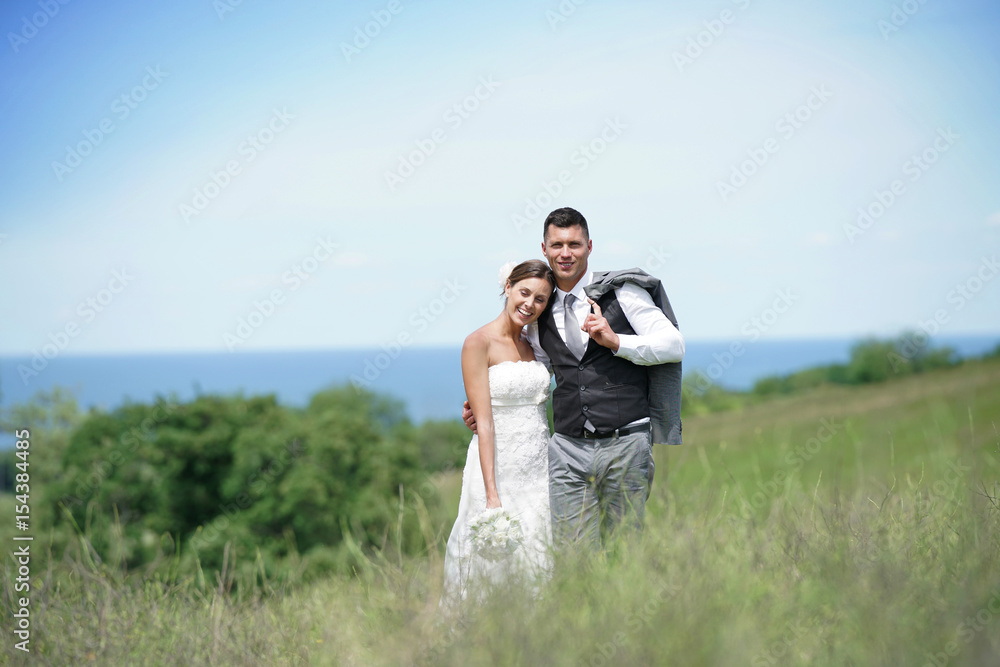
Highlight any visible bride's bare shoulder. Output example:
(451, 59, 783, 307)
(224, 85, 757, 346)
(462, 325, 493, 358)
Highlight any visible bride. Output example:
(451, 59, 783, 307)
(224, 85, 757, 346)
(441, 259, 555, 604)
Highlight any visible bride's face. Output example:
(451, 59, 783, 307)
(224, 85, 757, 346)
(505, 277, 552, 325)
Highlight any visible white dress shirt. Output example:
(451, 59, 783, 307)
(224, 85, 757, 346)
(525, 271, 685, 368)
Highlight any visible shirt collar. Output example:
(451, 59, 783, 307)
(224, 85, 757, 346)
(556, 271, 593, 303)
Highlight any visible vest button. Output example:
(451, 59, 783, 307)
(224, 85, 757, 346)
(582, 405, 589, 412)
(580, 386, 586, 392)
(578, 364, 585, 371)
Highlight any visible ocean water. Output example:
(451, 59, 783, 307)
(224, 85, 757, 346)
(1, 336, 997, 428)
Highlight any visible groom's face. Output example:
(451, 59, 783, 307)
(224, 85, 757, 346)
(542, 224, 592, 291)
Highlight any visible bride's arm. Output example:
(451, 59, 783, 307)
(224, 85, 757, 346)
(461, 332, 501, 509)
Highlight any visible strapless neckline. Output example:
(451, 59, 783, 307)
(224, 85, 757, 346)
(489, 359, 545, 370)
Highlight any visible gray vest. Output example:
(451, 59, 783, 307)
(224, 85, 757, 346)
(538, 290, 649, 435)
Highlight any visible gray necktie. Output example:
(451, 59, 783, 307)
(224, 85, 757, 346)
(563, 293, 587, 359)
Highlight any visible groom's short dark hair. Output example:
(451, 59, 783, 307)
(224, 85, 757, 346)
(543, 207, 589, 241)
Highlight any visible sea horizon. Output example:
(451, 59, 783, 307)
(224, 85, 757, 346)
(2, 334, 998, 430)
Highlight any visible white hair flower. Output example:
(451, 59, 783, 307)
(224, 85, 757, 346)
(497, 260, 517, 293)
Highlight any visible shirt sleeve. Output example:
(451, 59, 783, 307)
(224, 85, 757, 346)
(612, 282, 685, 365)
(523, 322, 551, 370)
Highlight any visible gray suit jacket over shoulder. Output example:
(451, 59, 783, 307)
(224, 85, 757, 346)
(584, 268, 683, 446)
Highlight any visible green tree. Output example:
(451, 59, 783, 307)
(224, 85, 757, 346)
(0, 386, 83, 493)
(412, 419, 471, 472)
(847, 338, 898, 383)
(232, 387, 426, 556)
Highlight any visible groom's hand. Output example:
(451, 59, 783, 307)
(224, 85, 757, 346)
(462, 400, 477, 433)
(583, 298, 620, 352)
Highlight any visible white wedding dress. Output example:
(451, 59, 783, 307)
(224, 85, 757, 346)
(442, 360, 553, 604)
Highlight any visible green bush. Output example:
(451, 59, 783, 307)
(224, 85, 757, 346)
(751, 334, 961, 396)
(20, 386, 434, 582)
(847, 337, 898, 383)
(411, 419, 471, 472)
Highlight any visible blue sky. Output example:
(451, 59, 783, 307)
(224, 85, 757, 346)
(1, 0, 998, 355)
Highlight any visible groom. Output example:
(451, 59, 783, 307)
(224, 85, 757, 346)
(466, 207, 685, 548)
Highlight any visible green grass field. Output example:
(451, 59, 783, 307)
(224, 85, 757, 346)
(3, 358, 999, 665)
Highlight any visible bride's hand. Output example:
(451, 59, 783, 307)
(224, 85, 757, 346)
(486, 496, 501, 509)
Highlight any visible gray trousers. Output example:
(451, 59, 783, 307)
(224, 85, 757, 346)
(548, 428, 654, 549)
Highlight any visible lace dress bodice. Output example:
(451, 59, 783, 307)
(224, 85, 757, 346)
(486, 360, 551, 486)
(487, 359, 551, 405)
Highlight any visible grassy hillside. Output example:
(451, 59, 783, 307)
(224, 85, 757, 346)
(2, 358, 999, 665)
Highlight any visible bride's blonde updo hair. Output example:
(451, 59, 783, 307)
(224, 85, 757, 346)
(502, 259, 555, 297)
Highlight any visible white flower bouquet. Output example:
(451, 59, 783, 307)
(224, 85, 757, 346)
(468, 507, 523, 562)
